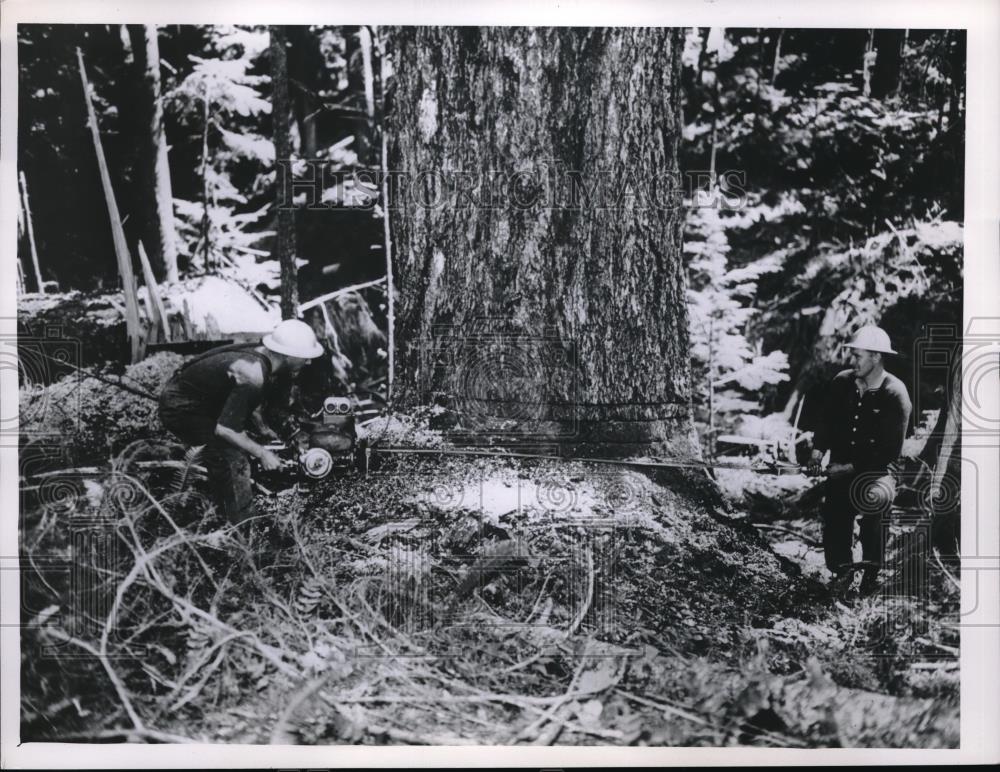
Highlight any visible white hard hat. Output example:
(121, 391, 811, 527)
(845, 325, 897, 355)
(262, 319, 324, 359)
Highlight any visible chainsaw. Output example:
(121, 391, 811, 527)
(254, 393, 825, 484)
(254, 396, 361, 483)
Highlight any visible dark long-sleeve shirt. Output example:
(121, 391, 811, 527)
(158, 343, 272, 445)
(813, 369, 912, 475)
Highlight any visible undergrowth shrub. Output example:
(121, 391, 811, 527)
(20, 352, 183, 463)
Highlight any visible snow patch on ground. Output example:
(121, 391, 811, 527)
(18, 291, 81, 314)
(914, 219, 963, 249)
(164, 275, 280, 334)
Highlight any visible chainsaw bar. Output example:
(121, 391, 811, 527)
(370, 445, 809, 475)
(19, 449, 809, 492)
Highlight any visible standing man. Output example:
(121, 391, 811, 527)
(158, 319, 325, 524)
(809, 325, 912, 596)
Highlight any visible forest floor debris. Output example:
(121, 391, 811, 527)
(19, 431, 959, 747)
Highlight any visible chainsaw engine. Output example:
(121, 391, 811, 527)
(296, 396, 358, 478)
(256, 396, 360, 484)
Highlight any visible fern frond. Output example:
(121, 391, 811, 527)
(171, 445, 206, 495)
(294, 576, 325, 617)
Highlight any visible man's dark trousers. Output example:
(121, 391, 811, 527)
(821, 472, 895, 574)
(159, 392, 256, 524)
(200, 442, 255, 524)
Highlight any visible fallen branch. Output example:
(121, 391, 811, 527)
(618, 689, 713, 729)
(54, 727, 198, 743)
(168, 639, 235, 713)
(493, 642, 563, 677)
(368, 725, 477, 746)
(155, 585, 302, 680)
(114, 472, 220, 592)
(933, 553, 961, 592)
(914, 638, 959, 656)
(270, 671, 335, 744)
(118, 523, 303, 679)
(751, 523, 823, 548)
(516, 649, 588, 744)
(566, 546, 594, 637)
(43, 628, 145, 732)
(618, 689, 807, 748)
(320, 690, 594, 707)
(81, 530, 214, 731)
(298, 277, 387, 311)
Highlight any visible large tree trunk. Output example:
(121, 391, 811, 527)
(286, 25, 322, 158)
(918, 351, 962, 564)
(127, 24, 179, 283)
(386, 27, 693, 457)
(271, 25, 299, 318)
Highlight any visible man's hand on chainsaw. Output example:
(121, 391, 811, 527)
(806, 449, 853, 479)
(248, 407, 281, 443)
(258, 448, 283, 471)
(825, 461, 854, 478)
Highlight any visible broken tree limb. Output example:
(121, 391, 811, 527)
(43, 627, 145, 732)
(53, 728, 197, 744)
(752, 523, 823, 548)
(515, 650, 588, 743)
(16, 188, 27, 293)
(566, 546, 594, 637)
(138, 241, 172, 342)
(19, 171, 45, 293)
(378, 30, 396, 406)
(359, 26, 377, 163)
(77, 47, 144, 363)
(297, 276, 387, 311)
(142, 24, 180, 284)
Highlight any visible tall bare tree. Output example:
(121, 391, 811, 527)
(127, 24, 178, 283)
(386, 27, 693, 456)
(271, 25, 299, 318)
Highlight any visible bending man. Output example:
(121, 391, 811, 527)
(158, 319, 324, 523)
(809, 325, 912, 596)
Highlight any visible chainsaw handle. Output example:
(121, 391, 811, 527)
(252, 443, 299, 472)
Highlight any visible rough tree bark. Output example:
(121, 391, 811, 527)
(127, 24, 179, 283)
(271, 25, 299, 318)
(386, 27, 693, 457)
(918, 352, 962, 563)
